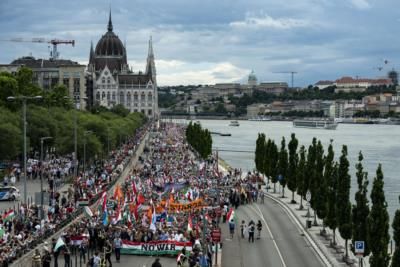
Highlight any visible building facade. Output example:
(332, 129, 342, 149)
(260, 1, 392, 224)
(2, 57, 86, 109)
(87, 12, 158, 117)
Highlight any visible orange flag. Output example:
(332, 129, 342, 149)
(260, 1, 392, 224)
(114, 184, 123, 203)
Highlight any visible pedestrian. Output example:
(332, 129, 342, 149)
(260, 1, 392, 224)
(113, 236, 122, 262)
(228, 219, 235, 239)
(92, 252, 101, 267)
(151, 258, 162, 267)
(105, 240, 112, 267)
(32, 249, 41, 267)
(248, 221, 255, 243)
(42, 250, 52, 267)
(240, 220, 245, 238)
(63, 246, 71, 267)
(52, 238, 59, 267)
(260, 192, 264, 204)
(79, 238, 88, 262)
(256, 220, 262, 239)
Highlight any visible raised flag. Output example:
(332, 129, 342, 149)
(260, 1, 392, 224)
(227, 208, 235, 222)
(187, 216, 193, 232)
(3, 210, 15, 222)
(84, 206, 93, 218)
(54, 237, 65, 251)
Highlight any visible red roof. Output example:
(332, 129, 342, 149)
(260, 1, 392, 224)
(335, 76, 392, 85)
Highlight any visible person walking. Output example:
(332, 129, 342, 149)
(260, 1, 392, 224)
(32, 249, 41, 267)
(260, 192, 265, 204)
(240, 220, 246, 238)
(228, 219, 235, 239)
(256, 220, 262, 239)
(92, 252, 101, 267)
(151, 258, 162, 267)
(113, 236, 122, 263)
(42, 250, 52, 267)
(248, 221, 255, 243)
(63, 246, 71, 267)
(104, 240, 112, 267)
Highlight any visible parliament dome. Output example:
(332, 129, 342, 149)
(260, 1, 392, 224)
(95, 31, 125, 57)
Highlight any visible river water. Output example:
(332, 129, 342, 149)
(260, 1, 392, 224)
(183, 119, 400, 220)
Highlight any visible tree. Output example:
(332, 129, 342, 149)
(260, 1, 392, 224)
(0, 122, 21, 161)
(269, 140, 279, 193)
(264, 139, 272, 188)
(313, 140, 326, 226)
(352, 152, 370, 258)
(287, 133, 299, 203)
(368, 164, 390, 267)
(391, 198, 400, 267)
(322, 141, 335, 235)
(296, 145, 306, 210)
(326, 162, 339, 246)
(255, 133, 266, 174)
(337, 145, 352, 258)
(278, 137, 288, 197)
(110, 104, 130, 117)
(305, 138, 317, 209)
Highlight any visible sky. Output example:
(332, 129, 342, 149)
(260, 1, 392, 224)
(0, 0, 399, 86)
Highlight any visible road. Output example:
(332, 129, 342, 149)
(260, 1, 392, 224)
(222, 199, 324, 267)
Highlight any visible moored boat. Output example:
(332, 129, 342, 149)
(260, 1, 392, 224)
(293, 119, 338, 130)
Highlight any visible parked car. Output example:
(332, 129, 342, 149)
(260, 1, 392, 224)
(0, 186, 20, 201)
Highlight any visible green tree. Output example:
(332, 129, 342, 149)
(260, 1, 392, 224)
(0, 122, 21, 161)
(255, 133, 266, 174)
(326, 162, 339, 246)
(0, 74, 18, 106)
(314, 140, 326, 226)
(352, 152, 370, 257)
(110, 104, 130, 117)
(337, 145, 352, 258)
(391, 198, 400, 267)
(368, 164, 390, 267)
(305, 138, 317, 208)
(296, 145, 307, 210)
(269, 140, 279, 193)
(322, 141, 335, 234)
(278, 137, 288, 197)
(287, 133, 299, 204)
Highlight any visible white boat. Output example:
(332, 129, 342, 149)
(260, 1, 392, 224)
(248, 116, 272, 121)
(229, 120, 240, 126)
(293, 119, 338, 130)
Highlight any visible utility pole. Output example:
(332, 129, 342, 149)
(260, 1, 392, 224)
(40, 136, 52, 219)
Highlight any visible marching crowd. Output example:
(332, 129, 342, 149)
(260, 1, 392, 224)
(0, 124, 150, 267)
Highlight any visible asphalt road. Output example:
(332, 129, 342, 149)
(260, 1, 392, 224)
(222, 199, 324, 267)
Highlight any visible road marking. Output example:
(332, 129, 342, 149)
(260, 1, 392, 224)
(249, 204, 287, 267)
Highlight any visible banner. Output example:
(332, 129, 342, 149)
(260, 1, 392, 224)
(160, 199, 205, 213)
(121, 240, 192, 255)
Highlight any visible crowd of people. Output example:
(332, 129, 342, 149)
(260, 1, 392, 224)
(0, 123, 151, 267)
(1, 120, 268, 267)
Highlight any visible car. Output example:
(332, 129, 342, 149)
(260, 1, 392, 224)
(0, 186, 20, 201)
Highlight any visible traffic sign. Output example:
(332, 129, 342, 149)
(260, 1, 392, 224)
(211, 228, 221, 243)
(306, 190, 311, 202)
(355, 241, 365, 254)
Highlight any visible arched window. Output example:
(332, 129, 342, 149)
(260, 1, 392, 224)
(119, 91, 124, 105)
(134, 92, 139, 101)
(107, 92, 111, 101)
(107, 78, 111, 84)
(96, 92, 100, 101)
(127, 92, 132, 106)
(112, 92, 116, 101)
(102, 78, 105, 83)
(148, 92, 153, 101)
(101, 92, 106, 100)
(141, 92, 146, 101)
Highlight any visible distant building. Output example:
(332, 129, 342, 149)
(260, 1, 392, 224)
(87, 11, 158, 117)
(257, 82, 288, 95)
(246, 103, 266, 118)
(314, 80, 334, 90)
(2, 56, 87, 109)
(334, 76, 392, 93)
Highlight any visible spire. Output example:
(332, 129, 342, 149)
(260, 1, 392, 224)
(147, 36, 154, 58)
(107, 8, 113, 32)
(89, 40, 94, 64)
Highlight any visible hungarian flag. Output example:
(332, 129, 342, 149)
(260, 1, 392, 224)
(132, 180, 137, 195)
(101, 192, 107, 212)
(84, 206, 93, 218)
(137, 193, 145, 205)
(227, 208, 235, 222)
(187, 216, 193, 232)
(3, 210, 15, 222)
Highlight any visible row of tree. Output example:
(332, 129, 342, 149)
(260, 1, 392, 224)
(185, 121, 212, 159)
(0, 67, 147, 165)
(255, 133, 398, 267)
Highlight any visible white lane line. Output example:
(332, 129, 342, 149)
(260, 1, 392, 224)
(249, 204, 287, 267)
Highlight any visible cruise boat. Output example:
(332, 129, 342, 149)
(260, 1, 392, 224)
(229, 120, 240, 126)
(293, 119, 338, 130)
(248, 116, 272, 121)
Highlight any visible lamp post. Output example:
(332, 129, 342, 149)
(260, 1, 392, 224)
(40, 136, 52, 219)
(7, 95, 42, 204)
(83, 130, 93, 178)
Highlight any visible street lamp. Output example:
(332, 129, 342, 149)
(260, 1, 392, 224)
(7, 95, 42, 204)
(83, 130, 93, 177)
(40, 136, 52, 219)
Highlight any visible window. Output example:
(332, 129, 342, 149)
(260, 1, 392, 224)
(148, 109, 152, 116)
(96, 92, 100, 101)
(134, 92, 138, 101)
(141, 92, 146, 101)
(148, 92, 153, 102)
(107, 78, 111, 84)
(134, 109, 138, 112)
(112, 92, 116, 101)
(119, 91, 124, 105)
(102, 92, 106, 100)
(127, 92, 131, 106)
(102, 78, 105, 83)
(107, 92, 111, 101)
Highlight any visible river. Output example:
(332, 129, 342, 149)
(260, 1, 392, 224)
(181, 119, 400, 221)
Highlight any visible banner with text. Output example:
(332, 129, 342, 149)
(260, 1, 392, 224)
(121, 240, 192, 256)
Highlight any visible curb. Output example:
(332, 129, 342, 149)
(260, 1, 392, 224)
(263, 192, 334, 267)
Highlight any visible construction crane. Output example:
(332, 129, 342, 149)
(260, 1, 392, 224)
(273, 71, 298, 90)
(0, 37, 75, 60)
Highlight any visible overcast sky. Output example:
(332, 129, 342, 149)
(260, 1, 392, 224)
(0, 0, 399, 86)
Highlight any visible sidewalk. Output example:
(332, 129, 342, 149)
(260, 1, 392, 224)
(263, 186, 366, 267)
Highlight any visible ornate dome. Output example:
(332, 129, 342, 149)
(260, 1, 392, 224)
(95, 11, 126, 57)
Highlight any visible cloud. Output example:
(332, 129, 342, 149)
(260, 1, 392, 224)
(349, 0, 371, 9)
(230, 13, 312, 29)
